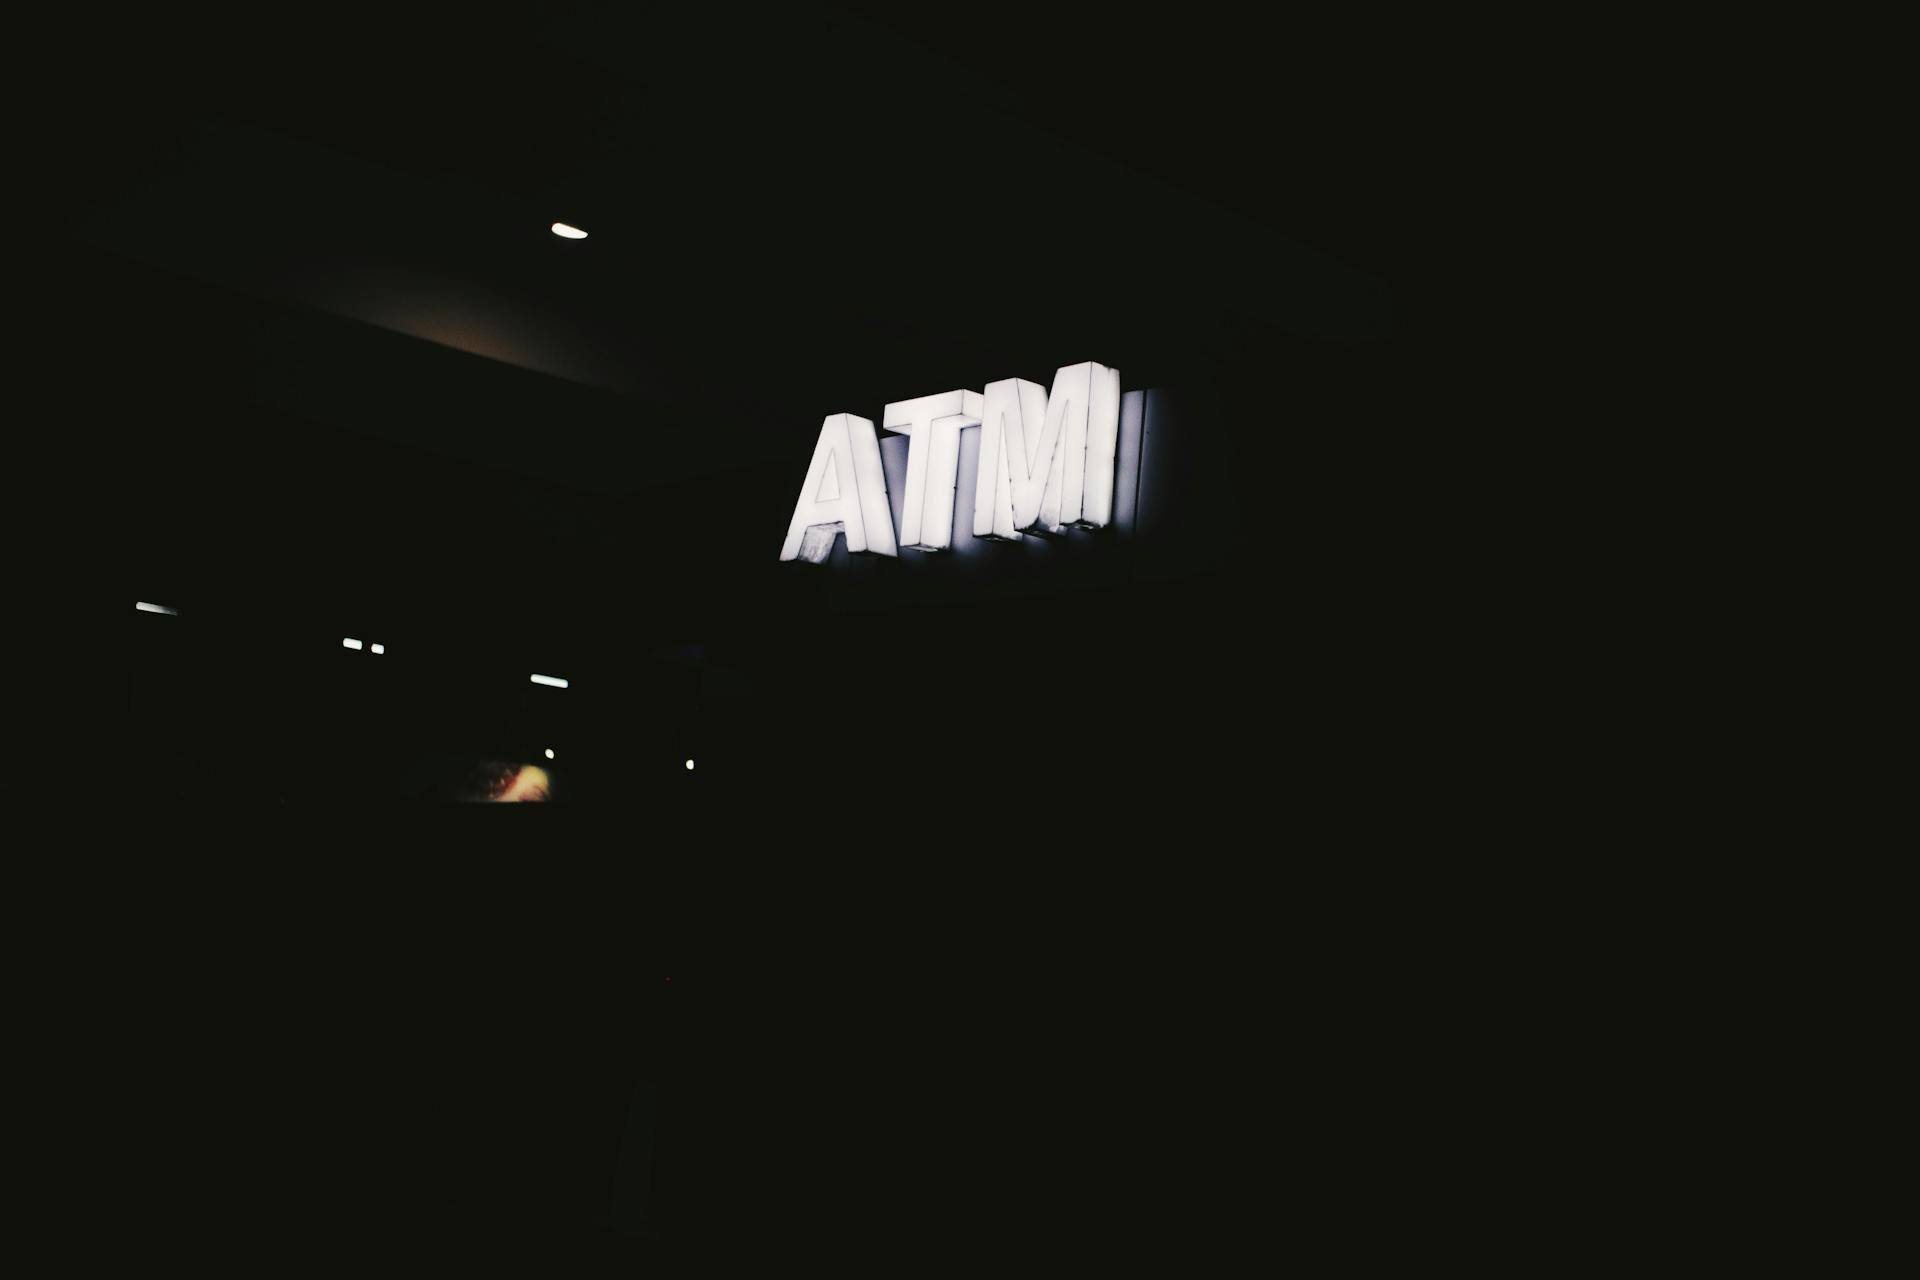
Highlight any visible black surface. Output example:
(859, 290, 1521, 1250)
(71, 3, 1537, 1267)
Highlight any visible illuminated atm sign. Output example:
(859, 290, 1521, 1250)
(779, 361, 1156, 563)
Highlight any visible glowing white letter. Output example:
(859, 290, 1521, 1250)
(973, 362, 1121, 539)
(779, 413, 898, 563)
(881, 390, 984, 551)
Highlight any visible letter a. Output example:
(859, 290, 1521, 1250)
(779, 413, 899, 563)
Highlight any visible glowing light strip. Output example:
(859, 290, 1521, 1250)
(370, 643, 385, 654)
(342, 637, 363, 650)
(550, 222, 588, 239)
(135, 602, 178, 615)
(530, 673, 569, 688)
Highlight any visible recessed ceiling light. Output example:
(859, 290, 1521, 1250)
(544, 748, 555, 760)
(550, 222, 588, 240)
(342, 637, 363, 650)
(685, 759, 695, 770)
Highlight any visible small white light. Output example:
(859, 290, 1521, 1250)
(343, 638, 363, 650)
(544, 748, 555, 760)
(530, 673, 569, 688)
(550, 222, 588, 240)
(135, 602, 178, 615)
(370, 643, 385, 654)
(685, 759, 695, 770)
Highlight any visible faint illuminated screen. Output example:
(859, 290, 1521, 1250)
(494, 765, 551, 802)
(459, 762, 553, 803)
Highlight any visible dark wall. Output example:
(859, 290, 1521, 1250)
(109, 242, 1402, 809)
(101, 247, 1423, 1260)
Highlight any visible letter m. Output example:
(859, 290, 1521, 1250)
(972, 362, 1121, 539)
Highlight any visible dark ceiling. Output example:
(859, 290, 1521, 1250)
(78, 2, 1404, 407)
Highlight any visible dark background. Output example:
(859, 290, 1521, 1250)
(73, 2, 1524, 1268)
